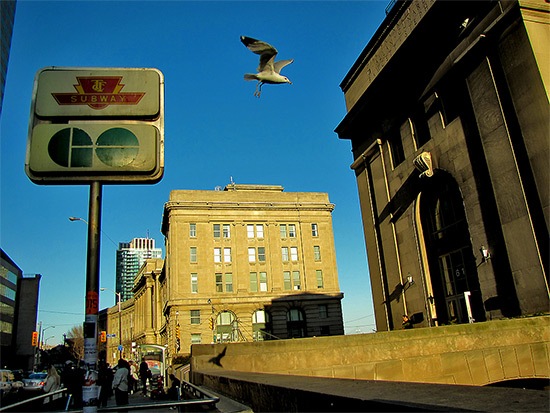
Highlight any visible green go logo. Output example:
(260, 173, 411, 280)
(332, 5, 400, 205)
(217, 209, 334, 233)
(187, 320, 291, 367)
(48, 127, 139, 168)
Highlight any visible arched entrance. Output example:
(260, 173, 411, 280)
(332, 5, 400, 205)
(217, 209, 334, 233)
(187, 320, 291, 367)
(419, 171, 485, 325)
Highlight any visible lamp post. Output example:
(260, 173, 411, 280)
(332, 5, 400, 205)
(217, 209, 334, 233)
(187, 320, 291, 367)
(100, 288, 122, 358)
(44, 336, 55, 348)
(41, 325, 55, 349)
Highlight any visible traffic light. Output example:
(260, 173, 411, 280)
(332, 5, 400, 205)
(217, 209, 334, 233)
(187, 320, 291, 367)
(209, 318, 214, 330)
(31, 331, 38, 346)
(175, 324, 180, 339)
(100, 331, 107, 342)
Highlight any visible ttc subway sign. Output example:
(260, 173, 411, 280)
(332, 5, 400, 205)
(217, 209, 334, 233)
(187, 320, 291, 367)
(25, 67, 164, 184)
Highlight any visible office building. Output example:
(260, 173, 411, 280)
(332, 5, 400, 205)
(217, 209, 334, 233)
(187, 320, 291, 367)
(0, 0, 16, 114)
(116, 238, 162, 301)
(0, 248, 41, 370)
(155, 184, 344, 360)
(336, 0, 549, 331)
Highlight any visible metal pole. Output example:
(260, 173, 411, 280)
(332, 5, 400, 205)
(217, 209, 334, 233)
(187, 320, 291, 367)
(83, 181, 102, 412)
(118, 293, 122, 358)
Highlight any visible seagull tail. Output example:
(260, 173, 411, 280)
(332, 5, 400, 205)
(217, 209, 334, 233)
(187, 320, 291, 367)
(244, 73, 258, 81)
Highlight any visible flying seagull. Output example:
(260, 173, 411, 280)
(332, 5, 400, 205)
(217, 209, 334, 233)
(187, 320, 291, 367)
(240, 36, 293, 97)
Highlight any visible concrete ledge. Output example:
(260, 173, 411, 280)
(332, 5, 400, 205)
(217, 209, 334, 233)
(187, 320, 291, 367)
(191, 317, 550, 385)
(192, 369, 549, 412)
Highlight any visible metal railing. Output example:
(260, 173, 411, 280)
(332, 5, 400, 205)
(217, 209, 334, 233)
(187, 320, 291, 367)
(0, 380, 219, 412)
(0, 388, 69, 412)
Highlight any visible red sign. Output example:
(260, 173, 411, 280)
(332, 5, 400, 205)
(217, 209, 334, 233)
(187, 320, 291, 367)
(86, 291, 99, 314)
(51, 77, 145, 110)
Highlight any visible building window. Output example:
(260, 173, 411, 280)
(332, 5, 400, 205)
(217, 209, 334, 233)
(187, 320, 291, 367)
(191, 273, 198, 293)
(290, 247, 298, 261)
(280, 224, 287, 238)
(190, 247, 197, 263)
(388, 130, 405, 168)
(191, 334, 202, 344)
(215, 273, 223, 292)
(283, 271, 291, 290)
(250, 272, 258, 292)
(224, 247, 231, 262)
(225, 273, 233, 292)
(190, 223, 197, 237)
(311, 223, 318, 237)
(223, 224, 231, 238)
(259, 272, 267, 291)
(411, 106, 431, 148)
(314, 246, 321, 260)
(286, 308, 306, 338)
(214, 248, 221, 263)
(253, 309, 269, 341)
(318, 304, 328, 319)
(289, 224, 296, 238)
(247, 224, 264, 238)
(292, 271, 301, 290)
(281, 247, 289, 262)
(190, 310, 200, 324)
(316, 270, 324, 288)
(258, 247, 266, 262)
(248, 247, 256, 262)
(213, 224, 221, 238)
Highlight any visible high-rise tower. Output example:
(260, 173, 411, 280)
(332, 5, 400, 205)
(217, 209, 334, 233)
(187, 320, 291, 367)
(115, 238, 162, 301)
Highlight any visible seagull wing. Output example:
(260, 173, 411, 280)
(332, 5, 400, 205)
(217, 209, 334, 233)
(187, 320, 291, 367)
(241, 36, 278, 72)
(274, 59, 293, 74)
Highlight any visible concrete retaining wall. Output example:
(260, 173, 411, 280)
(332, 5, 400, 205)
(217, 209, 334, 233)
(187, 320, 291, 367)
(191, 317, 550, 385)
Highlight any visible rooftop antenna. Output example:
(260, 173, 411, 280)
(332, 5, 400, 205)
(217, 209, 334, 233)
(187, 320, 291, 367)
(230, 176, 235, 185)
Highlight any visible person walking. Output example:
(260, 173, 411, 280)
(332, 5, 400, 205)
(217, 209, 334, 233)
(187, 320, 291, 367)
(43, 365, 62, 409)
(112, 359, 129, 406)
(97, 361, 113, 408)
(139, 358, 150, 395)
(43, 365, 61, 393)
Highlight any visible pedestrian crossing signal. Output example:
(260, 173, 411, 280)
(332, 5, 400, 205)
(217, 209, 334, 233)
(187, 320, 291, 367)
(31, 331, 38, 346)
(100, 331, 107, 342)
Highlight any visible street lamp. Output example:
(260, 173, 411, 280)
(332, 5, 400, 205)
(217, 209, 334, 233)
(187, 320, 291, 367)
(69, 217, 118, 247)
(100, 287, 122, 358)
(41, 325, 55, 349)
(44, 336, 55, 347)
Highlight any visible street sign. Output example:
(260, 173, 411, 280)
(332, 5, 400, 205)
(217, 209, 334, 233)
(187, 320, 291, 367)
(25, 67, 164, 184)
(118, 345, 123, 351)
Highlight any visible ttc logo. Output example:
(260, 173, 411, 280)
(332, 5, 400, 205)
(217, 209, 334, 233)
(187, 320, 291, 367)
(51, 76, 146, 110)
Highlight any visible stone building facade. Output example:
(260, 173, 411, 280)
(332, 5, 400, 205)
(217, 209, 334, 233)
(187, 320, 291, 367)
(336, 0, 549, 331)
(103, 185, 344, 365)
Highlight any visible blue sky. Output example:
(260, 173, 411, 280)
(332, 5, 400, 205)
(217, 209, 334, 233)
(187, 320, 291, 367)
(1, 0, 388, 346)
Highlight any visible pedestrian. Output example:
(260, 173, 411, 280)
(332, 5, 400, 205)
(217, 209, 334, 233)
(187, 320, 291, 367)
(97, 361, 113, 408)
(139, 358, 150, 395)
(61, 360, 82, 409)
(129, 361, 139, 394)
(43, 365, 62, 408)
(43, 365, 61, 393)
(112, 359, 129, 406)
(167, 374, 181, 400)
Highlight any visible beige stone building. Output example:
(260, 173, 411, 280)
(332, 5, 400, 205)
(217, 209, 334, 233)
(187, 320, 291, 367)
(160, 185, 344, 361)
(102, 185, 344, 365)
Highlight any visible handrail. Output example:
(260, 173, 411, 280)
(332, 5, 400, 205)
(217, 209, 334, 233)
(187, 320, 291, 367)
(0, 388, 68, 412)
(97, 380, 219, 412)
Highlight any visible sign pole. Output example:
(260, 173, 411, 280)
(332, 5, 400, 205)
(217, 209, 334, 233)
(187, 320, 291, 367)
(83, 181, 102, 412)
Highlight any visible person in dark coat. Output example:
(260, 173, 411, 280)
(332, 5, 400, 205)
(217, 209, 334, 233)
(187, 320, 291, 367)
(167, 374, 181, 400)
(139, 358, 150, 395)
(97, 361, 113, 408)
